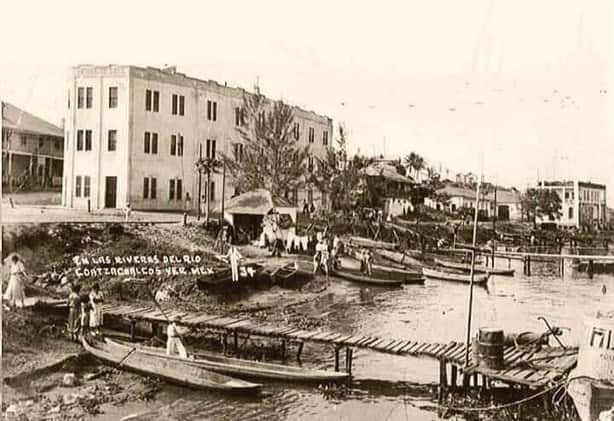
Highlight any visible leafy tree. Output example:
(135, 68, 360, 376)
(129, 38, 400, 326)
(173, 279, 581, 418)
(195, 157, 222, 222)
(225, 93, 310, 199)
(521, 188, 562, 228)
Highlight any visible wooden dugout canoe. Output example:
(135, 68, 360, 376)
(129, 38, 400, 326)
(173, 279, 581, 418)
(433, 258, 515, 276)
(422, 267, 489, 284)
(108, 338, 349, 383)
(348, 236, 399, 251)
(82, 336, 262, 393)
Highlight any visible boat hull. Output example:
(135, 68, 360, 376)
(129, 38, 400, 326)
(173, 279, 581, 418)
(422, 267, 489, 284)
(434, 258, 515, 276)
(108, 339, 349, 383)
(83, 336, 261, 393)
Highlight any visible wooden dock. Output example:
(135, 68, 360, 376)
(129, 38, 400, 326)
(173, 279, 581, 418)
(101, 303, 578, 389)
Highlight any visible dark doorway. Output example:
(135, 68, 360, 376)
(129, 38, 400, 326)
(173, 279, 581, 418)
(105, 176, 117, 208)
(498, 205, 510, 221)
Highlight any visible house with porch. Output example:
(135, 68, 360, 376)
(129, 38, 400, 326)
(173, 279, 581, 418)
(2, 102, 64, 191)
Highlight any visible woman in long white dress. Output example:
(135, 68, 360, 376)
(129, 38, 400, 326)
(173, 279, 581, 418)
(89, 283, 104, 335)
(4, 254, 27, 309)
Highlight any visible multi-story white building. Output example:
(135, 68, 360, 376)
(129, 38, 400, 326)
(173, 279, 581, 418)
(62, 65, 332, 212)
(536, 180, 608, 229)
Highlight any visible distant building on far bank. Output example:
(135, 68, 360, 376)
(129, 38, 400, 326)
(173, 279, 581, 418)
(62, 65, 332, 211)
(536, 180, 607, 230)
(1, 102, 64, 191)
(425, 184, 522, 221)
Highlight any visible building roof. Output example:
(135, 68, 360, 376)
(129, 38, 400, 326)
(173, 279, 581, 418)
(437, 186, 521, 203)
(2, 102, 63, 138)
(485, 189, 521, 204)
(359, 162, 415, 184)
(224, 189, 295, 216)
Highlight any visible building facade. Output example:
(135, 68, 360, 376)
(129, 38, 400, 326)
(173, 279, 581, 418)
(425, 185, 522, 221)
(536, 180, 608, 229)
(2, 102, 64, 190)
(62, 65, 332, 211)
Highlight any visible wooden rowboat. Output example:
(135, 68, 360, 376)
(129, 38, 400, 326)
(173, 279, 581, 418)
(82, 336, 261, 393)
(422, 267, 489, 284)
(108, 338, 349, 383)
(331, 268, 405, 286)
(433, 258, 515, 276)
(375, 249, 424, 268)
(348, 236, 398, 251)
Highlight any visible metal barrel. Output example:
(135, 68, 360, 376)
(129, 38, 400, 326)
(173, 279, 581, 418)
(474, 327, 504, 370)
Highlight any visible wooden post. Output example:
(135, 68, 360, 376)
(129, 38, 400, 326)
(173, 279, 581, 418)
(589, 259, 594, 279)
(438, 360, 447, 405)
(334, 347, 340, 372)
(527, 255, 531, 276)
(281, 340, 286, 362)
(560, 257, 565, 278)
(508, 257, 511, 269)
(223, 333, 228, 355)
(348, 348, 353, 375)
(129, 319, 136, 342)
(296, 342, 304, 363)
(234, 331, 238, 352)
(450, 365, 458, 390)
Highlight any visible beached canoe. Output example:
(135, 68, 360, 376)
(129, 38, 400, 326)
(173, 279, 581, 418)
(433, 258, 515, 276)
(341, 251, 423, 283)
(422, 267, 489, 284)
(331, 258, 415, 286)
(348, 236, 398, 251)
(376, 249, 424, 268)
(82, 336, 262, 393)
(331, 267, 405, 286)
(108, 338, 349, 383)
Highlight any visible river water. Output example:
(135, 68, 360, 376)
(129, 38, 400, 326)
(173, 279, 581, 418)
(100, 259, 614, 421)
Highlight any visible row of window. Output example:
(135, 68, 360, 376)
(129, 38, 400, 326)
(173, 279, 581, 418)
(74, 176, 91, 198)
(73, 87, 118, 109)
(142, 178, 215, 201)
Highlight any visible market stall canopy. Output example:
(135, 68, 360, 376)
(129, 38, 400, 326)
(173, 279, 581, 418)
(224, 189, 295, 215)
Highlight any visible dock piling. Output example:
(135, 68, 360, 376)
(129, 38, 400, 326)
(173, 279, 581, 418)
(296, 342, 304, 363)
(588, 259, 594, 279)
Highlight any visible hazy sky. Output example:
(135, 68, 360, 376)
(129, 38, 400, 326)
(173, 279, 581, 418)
(1, 1, 612, 201)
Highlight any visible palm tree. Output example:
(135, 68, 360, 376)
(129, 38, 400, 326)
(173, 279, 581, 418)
(195, 157, 222, 223)
(403, 152, 426, 180)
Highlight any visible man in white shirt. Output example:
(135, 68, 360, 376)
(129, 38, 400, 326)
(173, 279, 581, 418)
(166, 316, 188, 358)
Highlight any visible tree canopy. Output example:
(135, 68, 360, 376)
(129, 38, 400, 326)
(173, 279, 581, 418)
(225, 93, 310, 199)
(520, 188, 563, 227)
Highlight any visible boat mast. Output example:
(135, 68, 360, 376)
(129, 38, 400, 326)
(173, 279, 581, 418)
(464, 176, 482, 366)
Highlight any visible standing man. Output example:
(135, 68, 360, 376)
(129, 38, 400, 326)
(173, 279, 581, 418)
(226, 245, 242, 282)
(167, 316, 188, 358)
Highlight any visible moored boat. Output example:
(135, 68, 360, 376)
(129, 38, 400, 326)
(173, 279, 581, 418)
(332, 257, 418, 286)
(375, 249, 424, 268)
(433, 258, 515, 276)
(82, 335, 262, 393)
(107, 338, 349, 383)
(422, 267, 489, 284)
(348, 236, 398, 251)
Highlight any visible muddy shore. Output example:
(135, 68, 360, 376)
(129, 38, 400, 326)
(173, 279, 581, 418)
(2, 222, 339, 420)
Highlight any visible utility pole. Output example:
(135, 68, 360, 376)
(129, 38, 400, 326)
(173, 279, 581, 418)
(197, 144, 202, 220)
(493, 184, 497, 235)
(219, 159, 226, 254)
(465, 177, 482, 367)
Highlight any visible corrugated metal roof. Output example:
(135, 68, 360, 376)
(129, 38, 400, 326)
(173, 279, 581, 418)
(437, 185, 521, 203)
(2, 102, 63, 138)
(224, 189, 295, 215)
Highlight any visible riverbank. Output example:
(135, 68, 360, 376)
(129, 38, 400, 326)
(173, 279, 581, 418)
(2, 222, 339, 419)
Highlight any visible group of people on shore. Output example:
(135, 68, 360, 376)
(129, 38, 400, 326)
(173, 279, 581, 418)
(312, 232, 343, 275)
(67, 282, 104, 341)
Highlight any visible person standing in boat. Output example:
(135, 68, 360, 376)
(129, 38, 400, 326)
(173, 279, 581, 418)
(89, 283, 104, 335)
(67, 284, 81, 341)
(167, 315, 188, 358)
(226, 245, 242, 282)
(80, 289, 92, 338)
(320, 240, 330, 276)
(364, 249, 374, 276)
